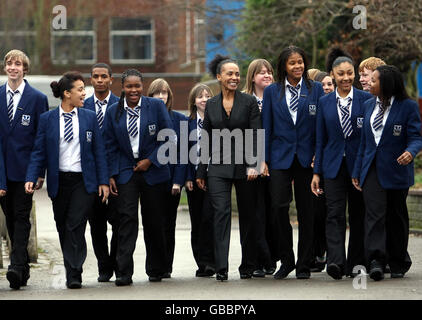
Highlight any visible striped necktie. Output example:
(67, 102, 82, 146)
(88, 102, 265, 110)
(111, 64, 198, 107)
(127, 106, 141, 138)
(338, 97, 353, 138)
(256, 98, 263, 112)
(287, 84, 300, 112)
(63, 111, 75, 143)
(96, 100, 107, 129)
(372, 100, 388, 131)
(7, 90, 19, 123)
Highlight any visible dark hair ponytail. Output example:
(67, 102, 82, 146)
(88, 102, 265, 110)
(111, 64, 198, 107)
(115, 68, 143, 121)
(325, 47, 353, 74)
(50, 71, 84, 99)
(208, 54, 237, 78)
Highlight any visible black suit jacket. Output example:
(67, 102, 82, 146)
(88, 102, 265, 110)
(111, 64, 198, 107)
(196, 90, 261, 180)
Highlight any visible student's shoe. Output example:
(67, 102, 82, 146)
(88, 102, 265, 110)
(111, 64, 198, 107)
(327, 263, 343, 280)
(274, 264, 294, 280)
(98, 272, 113, 282)
(6, 269, 22, 290)
(369, 260, 384, 281)
(66, 280, 82, 289)
(252, 269, 266, 278)
(115, 277, 133, 286)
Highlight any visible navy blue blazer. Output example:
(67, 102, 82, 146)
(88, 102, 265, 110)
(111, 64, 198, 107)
(314, 88, 372, 179)
(0, 80, 49, 181)
(262, 79, 324, 169)
(25, 107, 109, 199)
(352, 97, 422, 189)
(103, 96, 173, 186)
(0, 140, 6, 190)
(184, 117, 200, 183)
(83, 92, 119, 136)
(168, 110, 188, 186)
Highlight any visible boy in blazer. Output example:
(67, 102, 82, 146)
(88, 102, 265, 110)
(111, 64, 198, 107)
(0, 50, 49, 289)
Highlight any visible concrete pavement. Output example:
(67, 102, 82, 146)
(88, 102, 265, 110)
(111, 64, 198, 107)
(1, 187, 422, 300)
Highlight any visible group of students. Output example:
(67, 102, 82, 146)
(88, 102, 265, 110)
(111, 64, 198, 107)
(0, 45, 421, 290)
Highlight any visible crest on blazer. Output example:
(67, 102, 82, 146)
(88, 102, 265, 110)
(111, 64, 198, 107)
(308, 104, 316, 116)
(148, 124, 156, 135)
(21, 114, 31, 126)
(357, 117, 363, 128)
(393, 125, 402, 136)
(86, 131, 93, 142)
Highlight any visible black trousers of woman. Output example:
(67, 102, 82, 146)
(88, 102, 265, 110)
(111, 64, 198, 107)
(269, 156, 314, 275)
(324, 159, 366, 276)
(186, 183, 215, 273)
(362, 163, 412, 274)
(52, 172, 96, 283)
(207, 176, 258, 275)
(163, 189, 181, 274)
(116, 172, 168, 278)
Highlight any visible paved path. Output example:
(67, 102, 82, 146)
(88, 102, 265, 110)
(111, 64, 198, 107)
(1, 187, 422, 300)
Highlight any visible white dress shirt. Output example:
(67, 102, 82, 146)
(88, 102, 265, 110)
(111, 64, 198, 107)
(59, 106, 82, 172)
(125, 97, 141, 159)
(94, 91, 111, 115)
(285, 78, 303, 125)
(335, 87, 354, 126)
(195, 112, 203, 170)
(6, 80, 26, 120)
(370, 96, 394, 146)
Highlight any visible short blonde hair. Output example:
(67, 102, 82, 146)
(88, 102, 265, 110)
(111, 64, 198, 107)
(147, 78, 174, 110)
(243, 59, 274, 95)
(3, 49, 30, 75)
(359, 57, 386, 73)
(308, 68, 320, 81)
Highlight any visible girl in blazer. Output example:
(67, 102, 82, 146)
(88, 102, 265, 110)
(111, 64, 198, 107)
(262, 46, 324, 279)
(311, 50, 372, 280)
(104, 69, 174, 285)
(185, 83, 216, 277)
(196, 54, 262, 281)
(352, 65, 422, 281)
(147, 78, 187, 278)
(243, 59, 277, 277)
(25, 71, 109, 289)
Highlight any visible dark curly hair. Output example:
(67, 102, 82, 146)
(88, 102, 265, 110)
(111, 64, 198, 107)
(208, 54, 238, 78)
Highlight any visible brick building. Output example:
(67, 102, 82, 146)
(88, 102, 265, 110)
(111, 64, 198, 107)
(0, 0, 207, 110)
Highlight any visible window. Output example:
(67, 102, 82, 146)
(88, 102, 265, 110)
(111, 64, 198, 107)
(51, 17, 96, 65)
(110, 17, 155, 64)
(0, 18, 37, 62)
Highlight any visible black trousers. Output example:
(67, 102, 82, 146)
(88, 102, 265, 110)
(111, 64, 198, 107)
(88, 195, 119, 275)
(324, 159, 365, 275)
(312, 182, 327, 259)
(207, 176, 258, 274)
(52, 172, 96, 282)
(163, 189, 181, 274)
(269, 156, 314, 274)
(116, 172, 168, 278)
(254, 177, 277, 269)
(362, 163, 412, 274)
(186, 183, 215, 271)
(0, 180, 33, 278)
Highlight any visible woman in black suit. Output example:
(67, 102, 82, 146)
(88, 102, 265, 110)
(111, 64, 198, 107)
(196, 54, 262, 281)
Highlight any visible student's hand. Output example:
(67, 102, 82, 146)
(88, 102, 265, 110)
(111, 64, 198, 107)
(311, 174, 324, 196)
(99, 184, 110, 203)
(172, 184, 181, 195)
(109, 177, 118, 196)
(0, 189, 6, 197)
(35, 177, 45, 190)
(247, 168, 258, 181)
(351, 178, 362, 192)
(261, 162, 270, 177)
(397, 151, 413, 166)
(24, 182, 35, 194)
(196, 178, 206, 191)
(134, 159, 152, 172)
(185, 180, 194, 192)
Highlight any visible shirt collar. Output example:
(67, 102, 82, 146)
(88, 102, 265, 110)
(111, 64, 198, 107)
(124, 97, 142, 111)
(196, 111, 203, 122)
(335, 87, 354, 101)
(59, 105, 78, 117)
(6, 80, 26, 95)
(94, 91, 111, 106)
(285, 77, 303, 89)
(376, 96, 395, 108)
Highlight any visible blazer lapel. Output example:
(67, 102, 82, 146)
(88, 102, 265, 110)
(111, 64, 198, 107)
(279, 85, 295, 126)
(51, 108, 60, 166)
(118, 107, 135, 160)
(296, 82, 309, 121)
(10, 81, 32, 130)
(379, 99, 399, 146)
(329, 93, 343, 135)
(0, 85, 9, 131)
(78, 109, 85, 157)
(139, 97, 148, 153)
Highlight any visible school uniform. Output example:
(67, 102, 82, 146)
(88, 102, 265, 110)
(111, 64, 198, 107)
(314, 87, 372, 277)
(163, 109, 188, 275)
(185, 114, 215, 275)
(104, 96, 173, 281)
(0, 79, 48, 287)
(262, 78, 324, 277)
(196, 90, 261, 277)
(84, 92, 120, 280)
(26, 106, 108, 286)
(352, 97, 422, 275)
(0, 140, 6, 191)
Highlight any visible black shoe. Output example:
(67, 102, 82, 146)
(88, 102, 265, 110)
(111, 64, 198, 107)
(98, 272, 113, 282)
(148, 275, 162, 282)
(196, 267, 215, 277)
(311, 256, 326, 272)
(252, 269, 266, 278)
(21, 273, 30, 287)
(274, 264, 295, 280)
(369, 260, 384, 281)
(66, 280, 82, 289)
(327, 263, 343, 280)
(264, 267, 276, 275)
(216, 271, 228, 282)
(391, 272, 404, 279)
(240, 273, 252, 279)
(115, 277, 133, 286)
(296, 272, 310, 279)
(6, 269, 22, 290)
(384, 264, 391, 273)
(161, 272, 171, 279)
